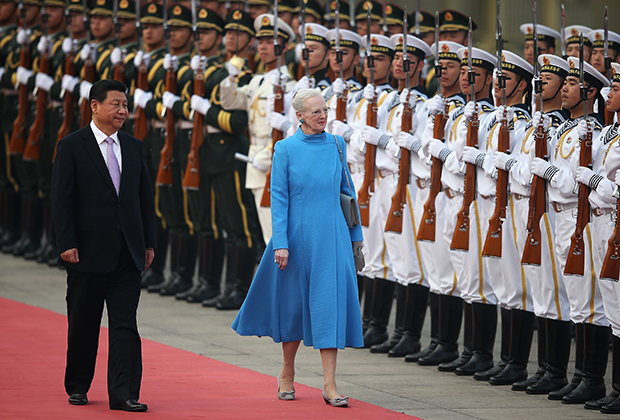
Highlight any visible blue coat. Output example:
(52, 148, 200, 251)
(232, 128, 363, 349)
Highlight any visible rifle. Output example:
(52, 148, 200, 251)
(155, 0, 175, 187)
(522, 1, 547, 266)
(358, 6, 374, 227)
(560, 4, 566, 58)
(133, 0, 148, 141)
(564, 34, 591, 276)
(183, 0, 203, 191)
(56, 2, 75, 157)
(23, 5, 49, 162)
(112, 0, 124, 83)
(481, 5, 508, 258)
(79, 0, 94, 127)
(417, 11, 447, 242)
(450, 18, 477, 251)
(604, 7, 614, 125)
(260, 6, 285, 207)
(8, 0, 30, 156)
(385, 10, 410, 233)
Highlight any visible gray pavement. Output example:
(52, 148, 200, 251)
(0, 252, 613, 420)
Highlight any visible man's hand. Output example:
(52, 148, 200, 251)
(275, 248, 288, 271)
(61, 248, 79, 264)
(145, 248, 154, 270)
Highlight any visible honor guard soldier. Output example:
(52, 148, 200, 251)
(565, 25, 593, 60)
(588, 28, 620, 80)
(404, 40, 465, 366)
(354, 0, 381, 37)
(412, 10, 437, 96)
(530, 55, 610, 404)
(132, 1, 170, 289)
(189, 8, 264, 310)
(324, 0, 352, 31)
(437, 10, 474, 46)
(293, 0, 323, 24)
(246, 0, 269, 19)
(219, 13, 296, 244)
(520, 23, 560, 66)
(383, 4, 404, 38)
(0, 0, 22, 252)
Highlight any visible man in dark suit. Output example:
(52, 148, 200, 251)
(51, 79, 156, 412)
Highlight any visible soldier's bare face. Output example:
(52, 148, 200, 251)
(142, 24, 165, 49)
(299, 41, 329, 71)
(119, 18, 137, 41)
(328, 46, 358, 73)
(363, 52, 391, 82)
(257, 37, 287, 65)
(225, 31, 251, 54)
(590, 48, 618, 75)
(45, 6, 64, 31)
(561, 77, 582, 110)
(90, 15, 114, 40)
(540, 73, 563, 101)
(0, 2, 16, 24)
(438, 30, 466, 46)
(523, 40, 554, 66)
(169, 26, 192, 50)
(608, 82, 620, 113)
(567, 43, 592, 61)
(439, 60, 460, 90)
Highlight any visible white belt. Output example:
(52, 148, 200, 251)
(178, 120, 193, 130)
(512, 193, 529, 200)
(151, 119, 166, 129)
(49, 100, 63, 108)
(207, 125, 221, 134)
(348, 163, 364, 174)
(415, 178, 431, 189)
(552, 201, 578, 213)
(378, 169, 397, 179)
(592, 207, 615, 217)
(444, 188, 463, 198)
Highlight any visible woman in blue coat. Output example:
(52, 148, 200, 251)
(232, 89, 365, 407)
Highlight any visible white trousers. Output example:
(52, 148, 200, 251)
(443, 193, 466, 297)
(253, 187, 272, 245)
(592, 211, 620, 334)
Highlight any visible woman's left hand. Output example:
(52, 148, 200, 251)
(275, 249, 289, 271)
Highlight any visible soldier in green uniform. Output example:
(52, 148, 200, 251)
(247, 0, 269, 19)
(0, 0, 21, 251)
(413, 10, 437, 97)
(191, 8, 264, 310)
(324, 0, 352, 30)
(354, 0, 381, 37)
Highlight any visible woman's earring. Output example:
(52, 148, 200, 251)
(300, 119, 304, 123)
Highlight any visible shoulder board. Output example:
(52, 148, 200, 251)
(480, 103, 494, 113)
(587, 116, 604, 131)
(450, 106, 465, 121)
(514, 108, 530, 120)
(387, 92, 400, 110)
(323, 85, 333, 100)
(317, 79, 330, 90)
(448, 94, 465, 108)
(548, 110, 566, 128)
(556, 118, 580, 137)
(601, 124, 619, 145)
(203, 65, 218, 81)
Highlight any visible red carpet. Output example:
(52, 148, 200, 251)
(0, 297, 419, 419)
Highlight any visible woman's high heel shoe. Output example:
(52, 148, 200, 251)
(277, 374, 295, 400)
(322, 390, 348, 407)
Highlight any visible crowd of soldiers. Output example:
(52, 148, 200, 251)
(2, 0, 620, 415)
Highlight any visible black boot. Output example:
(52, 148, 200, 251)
(475, 307, 511, 381)
(404, 291, 439, 361)
(562, 323, 609, 404)
(456, 302, 497, 376)
(418, 295, 463, 366)
(490, 309, 536, 385)
(12, 193, 42, 257)
(141, 221, 168, 288)
(438, 300, 472, 371)
(513, 316, 547, 391)
(160, 232, 197, 296)
(363, 278, 396, 348)
(389, 284, 429, 357)
(361, 276, 373, 334)
(357, 274, 364, 302)
(203, 243, 239, 307)
(548, 322, 583, 399)
(26, 200, 51, 261)
(216, 246, 257, 310)
(371, 283, 406, 354)
(0, 188, 20, 251)
(590, 334, 620, 411)
(527, 318, 571, 395)
(148, 230, 181, 293)
(176, 236, 224, 301)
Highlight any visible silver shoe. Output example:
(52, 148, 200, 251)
(277, 374, 295, 400)
(322, 390, 348, 407)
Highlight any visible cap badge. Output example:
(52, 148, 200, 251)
(445, 12, 453, 21)
(147, 3, 157, 13)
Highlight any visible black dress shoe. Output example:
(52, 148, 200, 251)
(602, 394, 620, 414)
(202, 293, 225, 307)
(437, 350, 472, 372)
(561, 380, 606, 404)
(370, 330, 402, 354)
(488, 363, 528, 385)
(186, 285, 220, 303)
(416, 344, 458, 366)
(216, 291, 246, 310)
(547, 375, 580, 400)
(455, 354, 494, 376)
(159, 278, 192, 296)
(388, 333, 421, 358)
(512, 367, 545, 391)
(526, 371, 568, 395)
(404, 341, 437, 363)
(68, 393, 88, 405)
(585, 390, 620, 410)
(474, 360, 506, 381)
(111, 399, 148, 412)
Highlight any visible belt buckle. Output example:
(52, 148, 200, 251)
(553, 202, 563, 213)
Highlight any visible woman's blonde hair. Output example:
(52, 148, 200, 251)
(291, 88, 324, 113)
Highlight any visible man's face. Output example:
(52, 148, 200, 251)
(459, 65, 490, 96)
(540, 72, 564, 100)
(69, 11, 85, 33)
(567, 43, 592, 61)
(0, 2, 17, 24)
(142, 23, 165, 48)
(438, 59, 460, 91)
(248, 4, 269, 19)
(590, 47, 618, 74)
(523, 40, 554, 66)
(364, 51, 392, 81)
(45, 6, 65, 30)
(90, 14, 114, 39)
(418, 32, 435, 47)
(439, 30, 466, 45)
(299, 40, 328, 70)
(225, 30, 251, 54)
(328, 45, 359, 72)
(169, 26, 191, 50)
(494, 69, 522, 100)
(198, 28, 220, 54)
(607, 81, 620, 113)
(561, 76, 582, 109)
(355, 20, 381, 37)
(119, 18, 137, 41)
(92, 90, 128, 132)
(392, 52, 421, 81)
(257, 37, 287, 64)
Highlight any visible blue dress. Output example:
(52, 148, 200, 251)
(232, 128, 364, 349)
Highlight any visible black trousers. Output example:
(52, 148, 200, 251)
(64, 237, 142, 408)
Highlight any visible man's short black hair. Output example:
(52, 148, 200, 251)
(89, 79, 128, 103)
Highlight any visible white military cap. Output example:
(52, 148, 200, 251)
(588, 29, 620, 52)
(325, 28, 363, 49)
(431, 40, 461, 61)
(457, 46, 497, 70)
(361, 34, 395, 55)
(389, 34, 432, 59)
(520, 23, 561, 44)
(300, 23, 330, 45)
(254, 14, 296, 41)
(567, 56, 610, 90)
(612, 63, 620, 84)
(500, 50, 534, 80)
(565, 25, 593, 46)
(538, 54, 569, 78)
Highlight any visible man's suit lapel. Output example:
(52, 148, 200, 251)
(80, 126, 117, 196)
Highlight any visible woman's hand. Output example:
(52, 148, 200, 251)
(275, 249, 289, 271)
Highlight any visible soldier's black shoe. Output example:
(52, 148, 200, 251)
(585, 390, 619, 410)
(159, 278, 193, 296)
(175, 283, 201, 300)
(370, 329, 402, 354)
(186, 284, 220, 303)
(489, 363, 528, 385)
(547, 375, 580, 400)
(215, 290, 245, 310)
(388, 332, 421, 358)
(417, 344, 458, 366)
(474, 360, 507, 381)
(437, 350, 472, 372)
(363, 327, 389, 349)
(561, 380, 606, 404)
(601, 394, 620, 414)
(455, 354, 494, 376)
(404, 341, 437, 363)
(202, 294, 225, 307)
(512, 367, 545, 391)
(141, 269, 165, 289)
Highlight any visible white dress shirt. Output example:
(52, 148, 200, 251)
(90, 121, 122, 173)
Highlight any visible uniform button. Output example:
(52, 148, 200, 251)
(219, 139, 225, 145)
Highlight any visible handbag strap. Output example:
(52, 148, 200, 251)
(333, 134, 354, 196)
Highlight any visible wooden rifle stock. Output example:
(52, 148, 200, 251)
(23, 50, 50, 162)
(113, 57, 124, 84)
(450, 110, 478, 251)
(481, 112, 510, 258)
(79, 55, 95, 127)
(358, 89, 375, 227)
(521, 121, 548, 266)
(155, 67, 177, 186)
(417, 103, 448, 242)
(259, 80, 284, 207)
(182, 66, 204, 191)
(564, 129, 592, 276)
(385, 94, 412, 233)
(55, 47, 76, 160)
(600, 197, 620, 280)
(133, 62, 148, 141)
(8, 40, 31, 156)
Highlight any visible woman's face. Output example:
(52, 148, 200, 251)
(299, 95, 328, 134)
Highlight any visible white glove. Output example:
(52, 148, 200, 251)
(329, 120, 351, 137)
(162, 91, 180, 109)
(190, 55, 205, 72)
(80, 42, 95, 62)
(227, 60, 240, 77)
(462, 146, 483, 165)
(268, 71, 288, 88)
(134, 50, 151, 68)
(62, 38, 76, 55)
(79, 80, 92, 100)
(615, 169, 620, 187)
(577, 120, 590, 139)
(493, 151, 517, 172)
(111, 47, 123, 65)
(190, 94, 211, 116)
(575, 166, 602, 190)
(363, 84, 376, 102)
(0, 67, 5, 80)
(427, 95, 445, 115)
(463, 101, 477, 120)
(333, 78, 344, 95)
(16, 66, 32, 86)
(268, 112, 293, 134)
(295, 75, 309, 91)
(134, 88, 152, 109)
(395, 132, 421, 153)
(495, 105, 514, 123)
(61, 74, 79, 93)
(428, 138, 452, 161)
(35, 72, 53, 92)
(531, 157, 558, 181)
(361, 126, 382, 146)
(531, 111, 551, 132)
(16, 28, 31, 45)
(163, 53, 178, 71)
(399, 88, 417, 108)
(37, 36, 51, 56)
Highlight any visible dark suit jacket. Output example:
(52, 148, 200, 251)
(51, 125, 156, 273)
